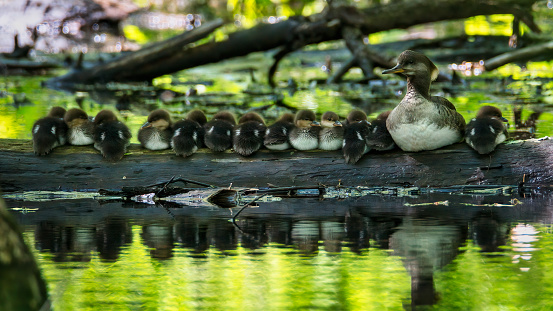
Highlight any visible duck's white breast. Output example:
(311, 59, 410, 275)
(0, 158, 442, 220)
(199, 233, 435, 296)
(389, 122, 461, 152)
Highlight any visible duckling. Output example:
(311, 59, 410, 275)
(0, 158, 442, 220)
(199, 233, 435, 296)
(171, 109, 207, 157)
(138, 109, 173, 150)
(342, 110, 371, 164)
(93, 110, 132, 161)
(64, 108, 94, 145)
(465, 106, 509, 154)
(264, 112, 294, 150)
(233, 112, 266, 156)
(204, 111, 236, 152)
(289, 110, 321, 151)
(318, 111, 343, 150)
(382, 50, 466, 151)
(32, 106, 67, 155)
(366, 110, 395, 151)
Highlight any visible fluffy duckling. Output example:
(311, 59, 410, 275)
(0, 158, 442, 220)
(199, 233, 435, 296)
(264, 113, 294, 150)
(382, 50, 466, 151)
(171, 109, 207, 157)
(64, 108, 94, 145)
(289, 110, 321, 151)
(204, 111, 236, 152)
(465, 106, 509, 154)
(366, 110, 395, 151)
(233, 112, 266, 156)
(318, 111, 343, 150)
(138, 109, 173, 150)
(93, 110, 132, 161)
(32, 106, 68, 155)
(342, 110, 371, 164)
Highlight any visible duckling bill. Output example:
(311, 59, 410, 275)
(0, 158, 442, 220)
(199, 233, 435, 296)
(32, 106, 68, 155)
(382, 50, 466, 152)
(465, 106, 508, 154)
(233, 112, 266, 156)
(138, 109, 173, 150)
(290, 110, 320, 151)
(93, 110, 132, 161)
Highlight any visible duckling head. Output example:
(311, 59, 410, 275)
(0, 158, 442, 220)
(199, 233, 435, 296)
(278, 113, 295, 123)
(64, 108, 89, 123)
(382, 50, 439, 82)
(48, 106, 67, 119)
(238, 112, 265, 125)
(186, 109, 207, 125)
(321, 111, 342, 127)
(94, 110, 118, 125)
(476, 106, 508, 122)
(295, 110, 319, 128)
(143, 109, 171, 130)
(213, 111, 236, 125)
(347, 110, 368, 123)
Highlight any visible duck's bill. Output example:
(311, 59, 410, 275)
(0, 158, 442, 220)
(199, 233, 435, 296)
(310, 121, 321, 126)
(382, 65, 404, 74)
(333, 120, 342, 127)
(141, 122, 152, 129)
(501, 117, 508, 122)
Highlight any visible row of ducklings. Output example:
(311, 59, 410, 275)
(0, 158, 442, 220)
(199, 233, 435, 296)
(32, 104, 508, 163)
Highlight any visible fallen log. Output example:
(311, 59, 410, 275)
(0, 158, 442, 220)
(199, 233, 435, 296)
(484, 40, 553, 71)
(1, 138, 552, 192)
(46, 0, 539, 87)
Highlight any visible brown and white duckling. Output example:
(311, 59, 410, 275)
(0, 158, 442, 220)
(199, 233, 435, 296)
(93, 110, 132, 161)
(264, 112, 294, 150)
(138, 109, 173, 150)
(366, 110, 395, 151)
(465, 106, 509, 154)
(204, 111, 236, 152)
(32, 106, 68, 155)
(171, 109, 207, 157)
(64, 108, 94, 145)
(290, 110, 321, 151)
(382, 50, 466, 151)
(342, 110, 371, 164)
(318, 111, 343, 150)
(233, 112, 266, 156)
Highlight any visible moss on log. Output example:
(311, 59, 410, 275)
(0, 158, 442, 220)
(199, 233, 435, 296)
(1, 138, 552, 192)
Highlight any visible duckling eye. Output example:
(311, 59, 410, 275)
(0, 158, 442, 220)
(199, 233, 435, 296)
(327, 118, 332, 121)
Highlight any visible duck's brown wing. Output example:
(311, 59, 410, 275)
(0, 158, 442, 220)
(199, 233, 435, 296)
(431, 96, 466, 135)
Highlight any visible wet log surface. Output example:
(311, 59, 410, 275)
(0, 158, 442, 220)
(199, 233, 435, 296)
(1, 138, 552, 192)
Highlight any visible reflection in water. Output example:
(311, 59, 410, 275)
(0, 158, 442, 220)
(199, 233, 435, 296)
(5, 190, 553, 310)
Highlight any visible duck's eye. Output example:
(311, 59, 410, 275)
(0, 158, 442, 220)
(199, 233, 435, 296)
(327, 118, 332, 121)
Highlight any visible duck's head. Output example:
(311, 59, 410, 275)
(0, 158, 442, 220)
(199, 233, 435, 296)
(94, 110, 118, 125)
(48, 106, 67, 119)
(278, 113, 295, 123)
(64, 108, 88, 123)
(347, 110, 367, 123)
(187, 109, 207, 125)
(321, 111, 342, 127)
(295, 110, 320, 128)
(143, 109, 171, 130)
(477, 106, 508, 122)
(213, 111, 236, 125)
(382, 50, 439, 81)
(238, 112, 265, 125)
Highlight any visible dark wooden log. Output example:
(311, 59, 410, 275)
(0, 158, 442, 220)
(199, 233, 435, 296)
(1, 138, 551, 192)
(484, 40, 553, 71)
(46, 0, 539, 86)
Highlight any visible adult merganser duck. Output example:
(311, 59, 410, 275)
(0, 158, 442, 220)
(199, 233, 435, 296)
(382, 50, 466, 151)
(233, 112, 266, 156)
(465, 106, 509, 154)
(171, 109, 207, 157)
(138, 109, 173, 150)
(93, 110, 132, 161)
(289, 110, 320, 151)
(366, 110, 395, 151)
(204, 111, 236, 152)
(342, 110, 371, 164)
(64, 108, 94, 145)
(318, 111, 343, 150)
(32, 106, 67, 155)
(264, 112, 294, 150)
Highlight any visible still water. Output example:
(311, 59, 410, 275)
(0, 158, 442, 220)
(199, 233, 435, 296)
(5, 188, 553, 310)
